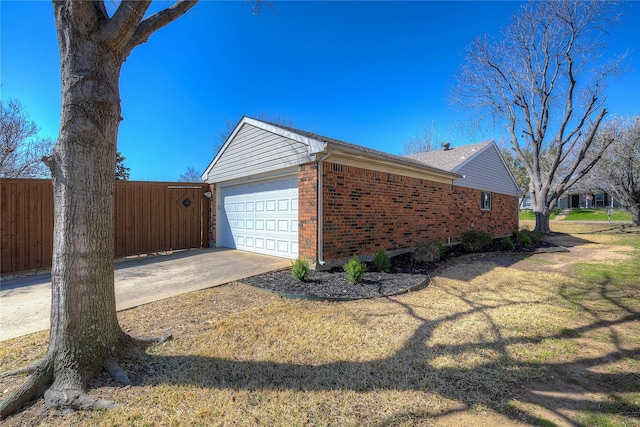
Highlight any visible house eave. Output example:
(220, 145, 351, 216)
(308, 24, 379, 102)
(321, 144, 462, 183)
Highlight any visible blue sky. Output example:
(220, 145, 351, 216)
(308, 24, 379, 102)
(2, 1, 639, 181)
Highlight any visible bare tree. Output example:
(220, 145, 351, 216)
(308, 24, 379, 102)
(451, 0, 626, 233)
(403, 122, 435, 155)
(402, 121, 459, 155)
(582, 116, 640, 225)
(0, 99, 53, 178)
(179, 165, 202, 182)
(0, 0, 200, 418)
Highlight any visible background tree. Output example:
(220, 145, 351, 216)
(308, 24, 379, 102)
(581, 116, 640, 225)
(0, 99, 54, 178)
(403, 122, 436, 155)
(451, 0, 626, 233)
(178, 165, 202, 182)
(402, 121, 459, 155)
(114, 151, 130, 180)
(0, 0, 200, 418)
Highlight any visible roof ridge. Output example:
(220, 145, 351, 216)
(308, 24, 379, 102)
(250, 117, 458, 175)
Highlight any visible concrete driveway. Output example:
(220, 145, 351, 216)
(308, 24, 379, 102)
(0, 248, 290, 341)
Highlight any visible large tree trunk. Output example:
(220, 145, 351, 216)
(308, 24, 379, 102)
(530, 189, 552, 234)
(630, 204, 640, 226)
(44, 23, 131, 408)
(2, 5, 138, 419)
(534, 211, 551, 233)
(0, 0, 197, 419)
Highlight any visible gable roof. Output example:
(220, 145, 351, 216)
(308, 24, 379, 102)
(202, 117, 461, 184)
(407, 141, 521, 196)
(407, 141, 493, 172)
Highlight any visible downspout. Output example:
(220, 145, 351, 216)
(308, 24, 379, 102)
(317, 149, 333, 266)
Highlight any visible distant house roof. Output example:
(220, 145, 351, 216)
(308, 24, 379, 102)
(406, 141, 493, 172)
(407, 141, 521, 196)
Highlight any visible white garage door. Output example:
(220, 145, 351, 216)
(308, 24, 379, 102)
(220, 176, 298, 259)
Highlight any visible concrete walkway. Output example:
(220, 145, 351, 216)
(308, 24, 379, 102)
(0, 248, 291, 341)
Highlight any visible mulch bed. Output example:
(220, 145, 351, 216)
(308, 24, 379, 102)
(242, 239, 558, 301)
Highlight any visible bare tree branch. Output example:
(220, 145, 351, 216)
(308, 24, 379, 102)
(103, 0, 152, 54)
(124, 0, 198, 59)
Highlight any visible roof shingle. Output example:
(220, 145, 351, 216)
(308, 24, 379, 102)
(406, 141, 492, 172)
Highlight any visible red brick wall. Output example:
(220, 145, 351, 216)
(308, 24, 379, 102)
(451, 186, 519, 239)
(208, 161, 518, 263)
(298, 162, 318, 260)
(320, 162, 518, 261)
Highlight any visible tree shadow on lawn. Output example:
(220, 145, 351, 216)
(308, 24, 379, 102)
(123, 279, 640, 426)
(544, 233, 602, 249)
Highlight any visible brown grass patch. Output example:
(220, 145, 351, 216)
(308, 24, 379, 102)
(1, 226, 638, 426)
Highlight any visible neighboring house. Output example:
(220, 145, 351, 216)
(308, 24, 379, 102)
(202, 117, 520, 268)
(520, 190, 622, 210)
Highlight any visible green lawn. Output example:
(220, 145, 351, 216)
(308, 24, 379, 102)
(519, 210, 558, 221)
(564, 208, 632, 221)
(519, 208, 632, 222)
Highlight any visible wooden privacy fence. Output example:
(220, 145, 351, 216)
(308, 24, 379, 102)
(1, 179, 209, 274)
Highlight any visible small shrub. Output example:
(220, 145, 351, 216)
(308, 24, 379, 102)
(411, 242, 441, 263)
(529, 230, 545, 244)
(461, 230, 493, 253)
(512, 229, 523, 242)
(372, 249, 391, 272)
(291, 258, 310, 282)
(512, 229, 543, 247)
(435, 241, 447, 256)
(501, 236, 514, 251)
(343, 255, 366, 284)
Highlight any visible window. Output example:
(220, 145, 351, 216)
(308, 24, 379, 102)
(480, 191, 492, 210)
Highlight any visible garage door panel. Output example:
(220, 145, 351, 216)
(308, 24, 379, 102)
(221, 176, 298, 259)
(266, 239, 276, 251)
(277, 240, 289, 253)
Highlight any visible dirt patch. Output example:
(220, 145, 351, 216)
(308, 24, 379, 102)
(515, 233, 636, 275)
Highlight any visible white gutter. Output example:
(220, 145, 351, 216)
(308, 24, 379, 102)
(316, 149, 333, 266)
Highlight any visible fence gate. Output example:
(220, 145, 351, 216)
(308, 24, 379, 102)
(167, 185, 206, 252)
(112, 181, 208, 258)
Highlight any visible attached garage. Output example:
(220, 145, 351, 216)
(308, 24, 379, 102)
(202, 116, 520, 268)
(201, 116, 321, 260)
(220, 175, 298, 259)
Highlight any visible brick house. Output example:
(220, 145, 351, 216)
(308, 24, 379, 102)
(202, 117, 520, 268)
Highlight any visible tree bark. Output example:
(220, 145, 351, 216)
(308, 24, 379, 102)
(527, 186, 552, 233)
(1, 0, 197, 418)
(630, 204, 640, 227)
(46, 13, 123, 404)
(534, 211, 551, 233)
